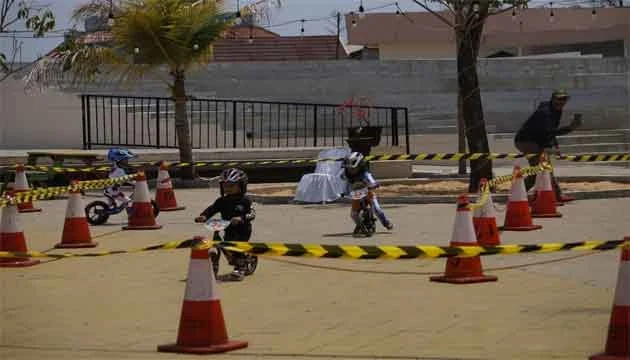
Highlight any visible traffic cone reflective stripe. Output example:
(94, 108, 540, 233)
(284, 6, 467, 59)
(473, 178, 501, 247)
(430, 195, 497, 284)
(155, 162, 185, 212)
(13, 164, 41, 213)
(123, 172, 162, 230)
(0, 195, 39, 267)
(590, 240, 630, 359)
(56, 183, 97, 248)
(531, 156, 562, 218)
(502, 165, 542, 231)
(158, 245, 248, 354)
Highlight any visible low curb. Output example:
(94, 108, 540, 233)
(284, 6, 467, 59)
(249, 189, 630, 205)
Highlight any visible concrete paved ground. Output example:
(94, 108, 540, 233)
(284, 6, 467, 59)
(1, 188, 628, 360)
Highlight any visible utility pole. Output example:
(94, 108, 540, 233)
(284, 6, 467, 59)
(336, 12, 341, 59)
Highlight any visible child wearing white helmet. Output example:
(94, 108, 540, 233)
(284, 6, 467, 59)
(340, 152, 394, 235)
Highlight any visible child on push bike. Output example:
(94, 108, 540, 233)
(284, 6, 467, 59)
(194, 168, 256, 280)
(104, 148, 136, 207)
(340, 152, 393, 236)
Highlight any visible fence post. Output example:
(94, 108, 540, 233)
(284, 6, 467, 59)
(232, 101, 237, 148)
(391, 108, 399, 146)
(404, 108, 410, 154)
(156, 99, 161, 148)
(86, 96, 93, 150)
(81, 95, 87, 150)
(312, 106, 318, 147)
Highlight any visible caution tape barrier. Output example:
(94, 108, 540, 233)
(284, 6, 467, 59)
(0, 238, 626, 260)
(0, 174, 138, 208)
(467, 161, 551, 210)
(2, 152, 628, 173)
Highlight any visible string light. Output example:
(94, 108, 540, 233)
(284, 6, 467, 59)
(350, 11, 357, 27)
(549, 2, 555, 22)
(193, 43, 199, 50)
(134, 47, 139, 54)
(511, 8, 517, 21)
(395, 1, 401, 16)
(107, 0, 115, 26)
(300, 19, 305, 39)
(591, 0, 597, 20)
(358, 0, 366, 19)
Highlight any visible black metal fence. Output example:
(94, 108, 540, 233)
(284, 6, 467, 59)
(81, 94, 410, 153)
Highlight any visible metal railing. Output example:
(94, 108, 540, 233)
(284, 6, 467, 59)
(81, 94, 410, 153)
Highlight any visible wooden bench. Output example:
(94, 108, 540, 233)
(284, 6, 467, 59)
(27, 152, 104, 167)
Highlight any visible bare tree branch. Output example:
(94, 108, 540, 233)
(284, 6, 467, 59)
(411, 0, 454, 27)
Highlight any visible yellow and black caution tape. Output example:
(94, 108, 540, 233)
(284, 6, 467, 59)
(0, 238, 625, 260)
(227, 239, 627, 259)
(467, 161, 551, 210)
(0, 237, 205, 259)
(560, 153, 630, 162)
(3, 152, 628, 174)
(0, 174, 138, 208)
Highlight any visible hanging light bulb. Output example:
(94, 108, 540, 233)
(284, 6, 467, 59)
(248, 24, 254, 44)
(300, 19, 305, 39)
(511, 8, 516, 21)
(236, 0, 241, 18)
(134, 47, 140, 54)
(358, 0, 365, 19)
(591, 7, 597, 20)
(395, 2, 401, 16)
(193, 43, 199, 50)
(549, 2, 554, 22)
(350, 12, 357, 27)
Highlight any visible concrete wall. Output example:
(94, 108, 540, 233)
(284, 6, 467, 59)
(0, 77, 83, 149)
(1, 57, 628, 149)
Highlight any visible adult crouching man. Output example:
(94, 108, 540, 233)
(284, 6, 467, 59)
(514, 89, 583, 202)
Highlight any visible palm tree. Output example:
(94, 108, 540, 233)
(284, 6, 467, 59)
(26, 0, 235, 179)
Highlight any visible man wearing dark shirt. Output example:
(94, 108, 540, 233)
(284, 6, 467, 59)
(514, 89, 582, 201)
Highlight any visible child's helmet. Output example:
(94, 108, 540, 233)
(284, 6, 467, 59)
(219, 167, 248, 196)
(107, 148, 135, 163)
(347, 152, 365, 169)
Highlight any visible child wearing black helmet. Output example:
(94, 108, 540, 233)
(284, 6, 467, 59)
(195, 168, 255, 278)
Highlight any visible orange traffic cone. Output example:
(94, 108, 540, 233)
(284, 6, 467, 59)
(430, 195, 498, 284)
(13, 164, 42, 213)
(158, 246, 248, 354)
(473, 178, 501, 246)
(155, 162, 185, 212)
(589, 239, 630, 360)
(123, 172, 162, 230)
(55, 182, 97, 248)
(502, 165, 542, 231)
(531, 161, 562, 218)
(0, 193, 40, 267)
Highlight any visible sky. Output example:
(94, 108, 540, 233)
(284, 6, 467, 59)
(0, 0, 587, 62)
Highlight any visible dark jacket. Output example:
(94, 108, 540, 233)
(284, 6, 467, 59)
(200, 194, 255, 242)
(515, 101, 573, 148)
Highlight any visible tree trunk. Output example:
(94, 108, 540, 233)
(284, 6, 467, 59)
(457, 92, 467, 175)
(457, 26, 493, 192)
(172, 71, 195, 180)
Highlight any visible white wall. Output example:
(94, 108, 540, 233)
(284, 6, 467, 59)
(0, 77, 83, 149)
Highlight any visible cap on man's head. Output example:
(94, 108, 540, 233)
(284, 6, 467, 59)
(552, 88, 570, 99)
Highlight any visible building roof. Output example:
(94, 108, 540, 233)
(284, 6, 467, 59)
(346, 7, 630, 48)
(212, 35, 345, 61)
(76, 24, 344, 61)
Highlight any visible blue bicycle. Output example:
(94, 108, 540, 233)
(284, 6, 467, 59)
(85, 191, 160, 225)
